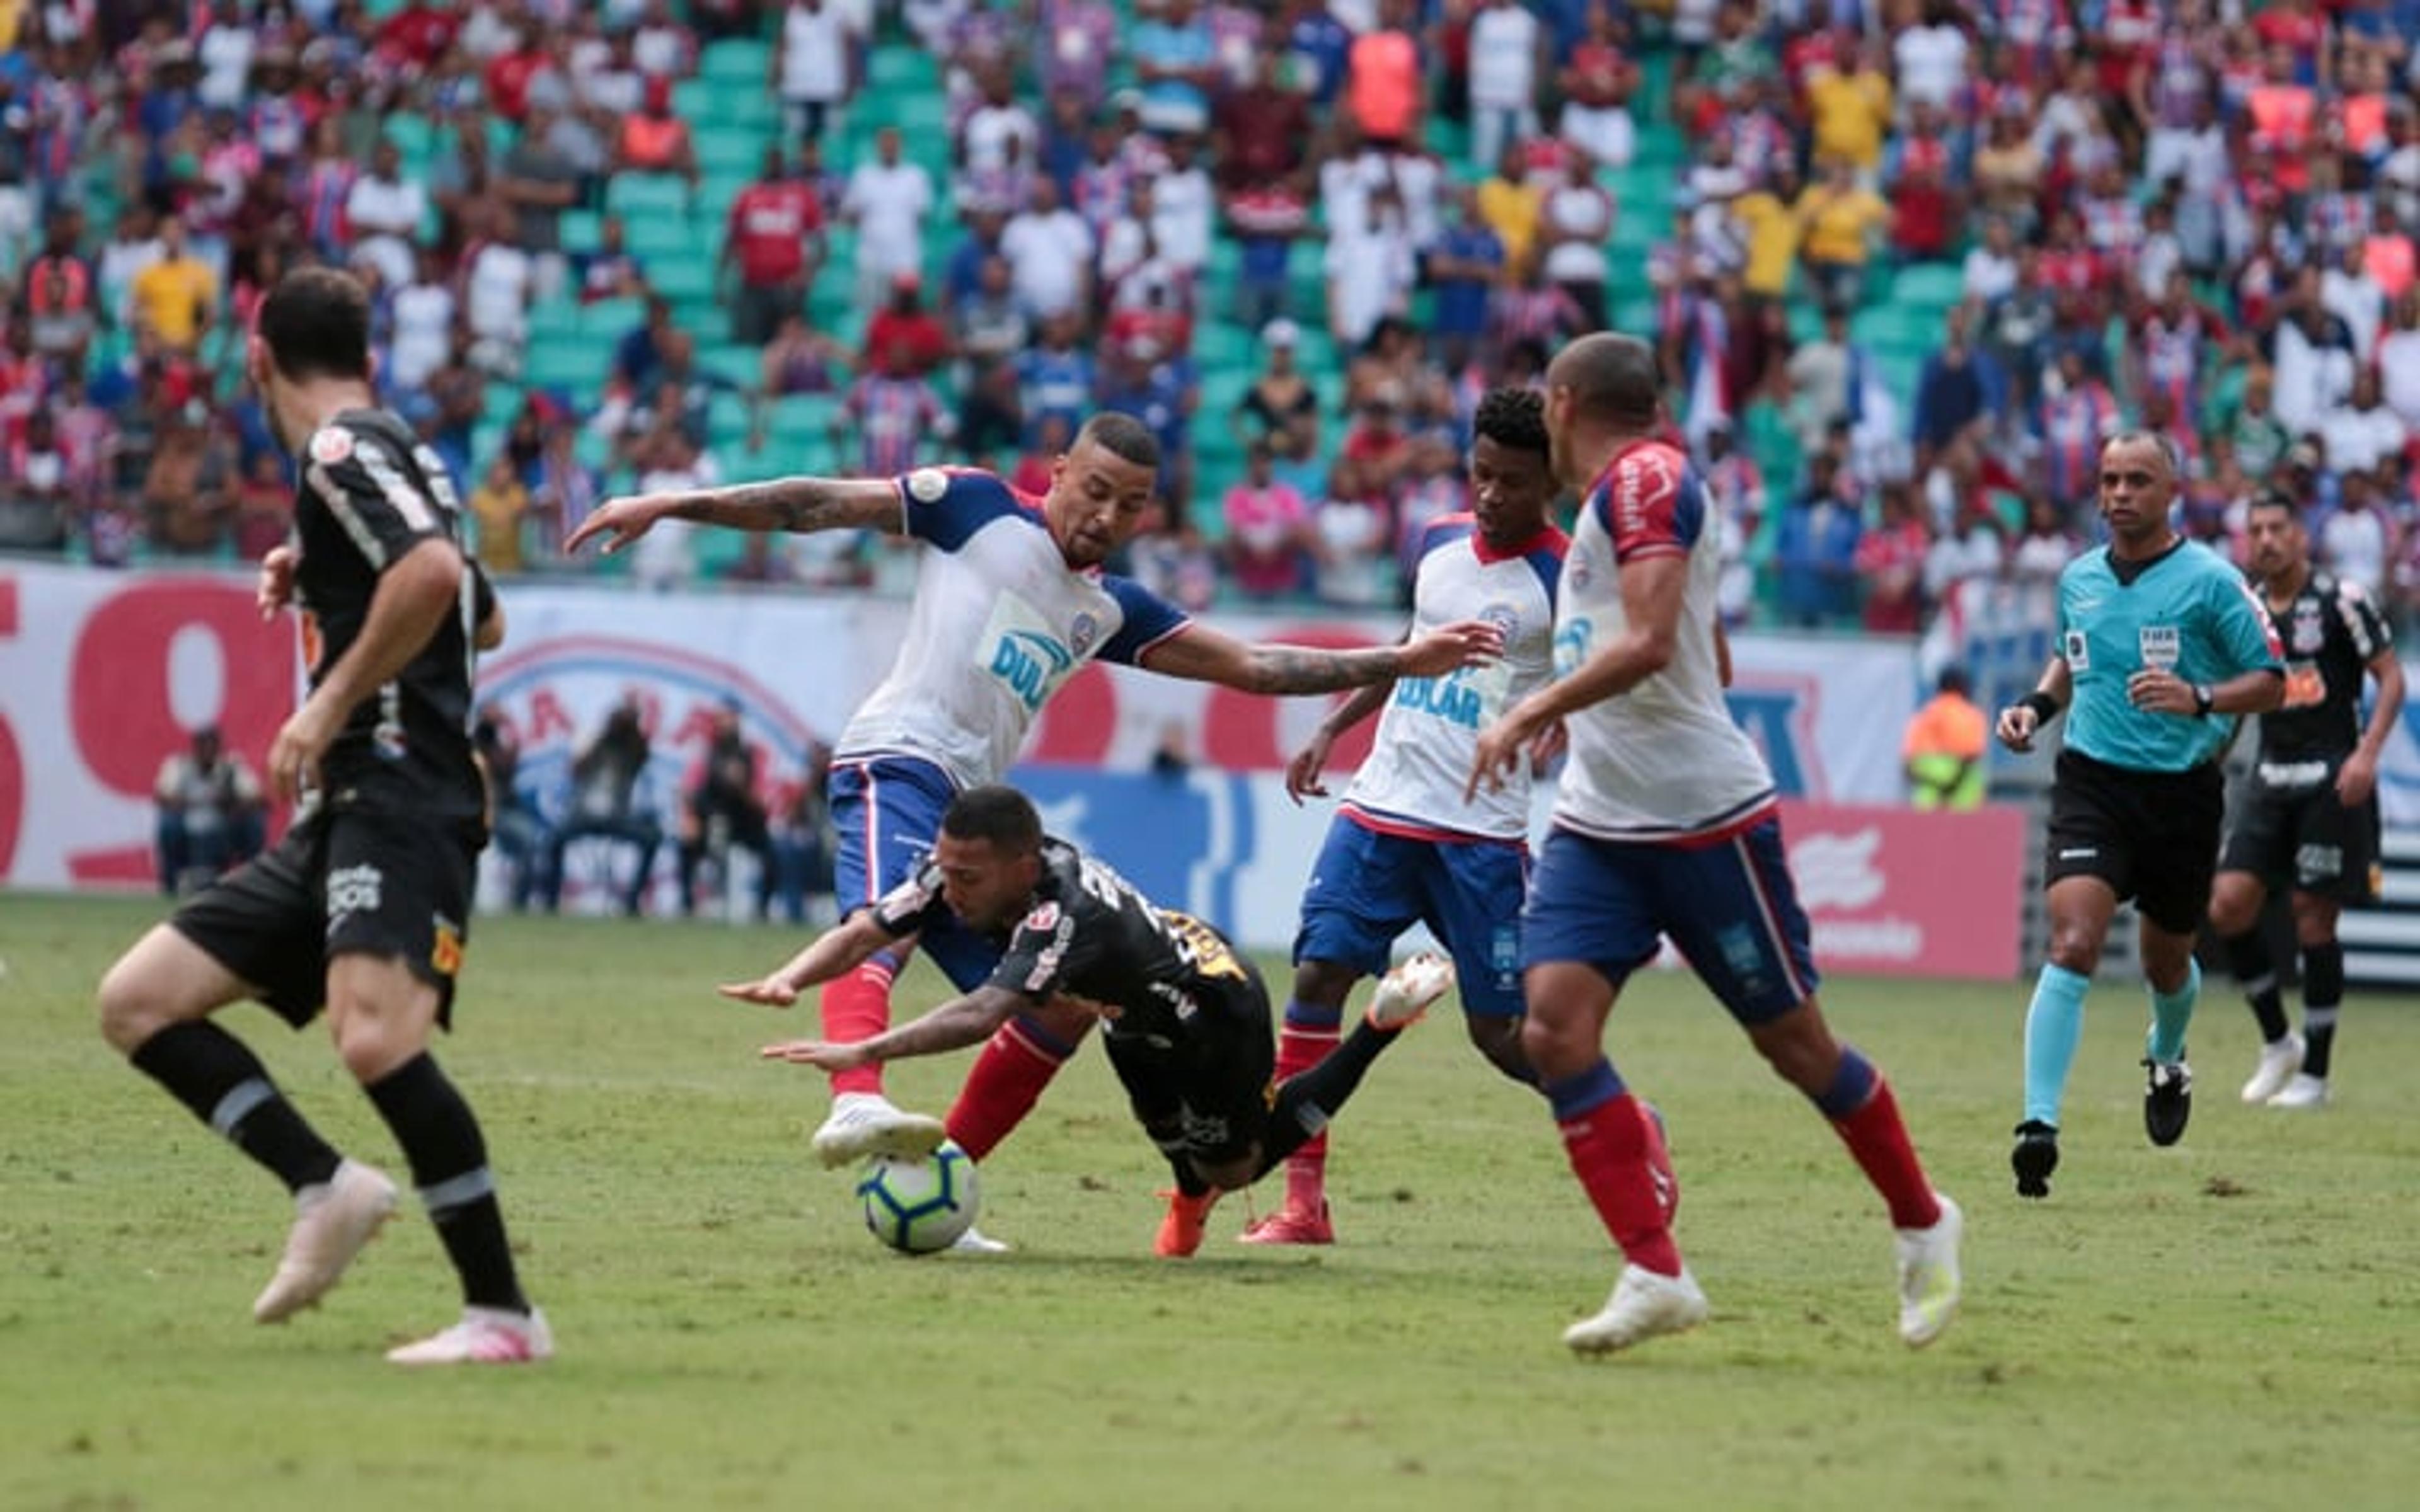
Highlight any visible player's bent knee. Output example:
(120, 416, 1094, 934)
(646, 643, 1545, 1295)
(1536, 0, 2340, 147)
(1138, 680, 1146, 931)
(95, 960, 170, 1055)
(1465, 1016, 1531, 1081)
(1519, 1012, 1594, 1080)
(1291, 958, 1360, 1007)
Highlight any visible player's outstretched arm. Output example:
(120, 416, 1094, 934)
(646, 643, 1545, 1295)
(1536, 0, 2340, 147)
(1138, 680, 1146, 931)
(564, 475, 904, 555)
(1140, 619, 1502, 696)
(1997, 655, 2072, 753)
(761, 984, 1029, 1071)
(268, 538, 464, 801)
(1466, 554, 1686, 799)
(1284, 635, 1405, 802)
(719, 910, 905, 1008)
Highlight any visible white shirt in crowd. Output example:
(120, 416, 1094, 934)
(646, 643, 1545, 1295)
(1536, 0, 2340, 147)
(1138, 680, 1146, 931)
(780, 1, 855, 104)
(1894, 23, 1970, 113)
(345, 174, 429, 291)
(388, 278, 457, 394)
(843, 159, 935, 277)
(1466, 2, 1540, 112)
(960, 102, 1040, 175)
(1001, 204, 1094, 318)
(2379, 324, 2420, 428)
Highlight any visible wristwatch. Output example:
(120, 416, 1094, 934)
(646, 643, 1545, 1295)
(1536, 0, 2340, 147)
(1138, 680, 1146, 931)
(2192, 684, 2215, 716)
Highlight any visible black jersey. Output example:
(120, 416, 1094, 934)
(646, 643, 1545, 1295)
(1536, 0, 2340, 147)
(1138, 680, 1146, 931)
(2256, 568, 2392, 765)
(873, 837, 1256, 1042)
(293, 408, 485, 819)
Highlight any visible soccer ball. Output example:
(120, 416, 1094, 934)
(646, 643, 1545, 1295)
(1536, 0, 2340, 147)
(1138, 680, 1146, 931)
(856, 1140, 981, 1254)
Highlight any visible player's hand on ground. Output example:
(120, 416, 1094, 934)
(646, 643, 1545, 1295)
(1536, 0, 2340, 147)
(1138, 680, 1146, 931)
(1400, 619, 1504, 677)
(718, 975, 802, 1008)
(759, 1038, 870, 1072)
(1285, 728, 1335, 804)
(2339, 749, 2380, 807)
(564, 495, 672, 556)
(256, 544, 299, 621)
(1996, 703, 2039, 752)
(267, 697, 342, 803)
(2126, 669, 2196, 714)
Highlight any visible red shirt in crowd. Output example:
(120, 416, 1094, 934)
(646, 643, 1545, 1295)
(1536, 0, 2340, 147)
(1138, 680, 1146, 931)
(727, 180, 824, 287)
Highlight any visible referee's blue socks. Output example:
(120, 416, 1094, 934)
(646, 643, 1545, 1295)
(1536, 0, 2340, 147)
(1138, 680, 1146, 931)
(2022, 964, 2092, 1128)
(2146, 958, 2200, 1067)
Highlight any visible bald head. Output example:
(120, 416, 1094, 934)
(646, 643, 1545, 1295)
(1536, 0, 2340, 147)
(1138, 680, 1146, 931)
(1547, 334, 1662, 428)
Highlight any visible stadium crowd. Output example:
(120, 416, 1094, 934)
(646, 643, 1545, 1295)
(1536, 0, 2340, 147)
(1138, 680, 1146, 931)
(4, 0, 2420, 629)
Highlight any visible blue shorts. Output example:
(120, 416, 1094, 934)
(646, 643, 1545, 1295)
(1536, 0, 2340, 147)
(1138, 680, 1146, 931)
(1521, 817, 1819, 1026)
(826, 754, 999, 992)
(1292, 815, 1529, 1017)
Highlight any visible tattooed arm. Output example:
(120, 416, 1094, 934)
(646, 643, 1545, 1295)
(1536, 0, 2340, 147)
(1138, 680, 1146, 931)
(563, 476, 903, 554)
(1138, 619, 1504, 696)
(760, 984, 1030, 1071)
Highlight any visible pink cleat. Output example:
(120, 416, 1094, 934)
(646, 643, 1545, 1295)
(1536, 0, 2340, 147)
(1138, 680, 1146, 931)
(1239, 1201, 1336, 1246)
(386, 1306, 555, 1366)
(253, 1159, 398, 1324)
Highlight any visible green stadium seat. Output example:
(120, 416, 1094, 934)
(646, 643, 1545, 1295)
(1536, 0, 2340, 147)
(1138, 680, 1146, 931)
(696, 342, 761, 387)
(526, 336, 612, 394)
(1887, 263, 1966, 311)
(606, 174, 694, 223)
(580, 295, 649, 335)
(558, 210, 604, 253)
(696, 125, 764, 179)
(700, 41, 773, 88)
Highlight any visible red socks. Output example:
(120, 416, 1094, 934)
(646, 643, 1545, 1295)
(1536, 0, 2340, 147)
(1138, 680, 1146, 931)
(943, 1018, 1073, 1161)
(1273, 1016, 1340, 1210)
(817, 961, 895, 1097)
(1828, 1077, 1941, 1230)
(1558, 1092, 1684, 1277)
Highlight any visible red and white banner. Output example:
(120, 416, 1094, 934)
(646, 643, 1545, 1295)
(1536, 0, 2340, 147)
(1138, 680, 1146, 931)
(1772, 800, 2027, 980)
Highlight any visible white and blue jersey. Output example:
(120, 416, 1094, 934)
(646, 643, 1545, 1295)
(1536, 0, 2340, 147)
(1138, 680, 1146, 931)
(2055, 541, 2284, 772)
(838, 467, 1192, 790)
(829, 466, 1192, 988)
(1342, 514, 1567, 842)
(1523, 438, 1815, 1023)
(1296, 515, 1565, 1016)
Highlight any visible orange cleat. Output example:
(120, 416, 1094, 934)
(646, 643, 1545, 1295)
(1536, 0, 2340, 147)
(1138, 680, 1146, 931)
(1154, 1188, 1221, 1257)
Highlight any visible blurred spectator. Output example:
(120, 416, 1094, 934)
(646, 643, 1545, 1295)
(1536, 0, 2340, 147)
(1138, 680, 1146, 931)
(2322, 466, 2399, 604)
(836, 350, 950, 478)
(1731, 164, 1804, 304)
(22, 210, 98, 361)
(1922, 481, 2010, 611)
(1214, 50, 1311, 190)
(2033, 348, 2122, 512)
(545, 696, 663, 917)
(1910, 305, 2005, 474)
(461, 196, 536, 378)
(839, 125, 936, 316)
(1001, 175, 1094, 323)
(1784, 303, 1858, 456)
(1465, 0, 1542, 172)
(1773, 450, 1862, 628)
(578, 214, 650, 306)
(1132, 0, 1219, 138)
(1223, 439, 1319, 600)
(1557, 2, 1637, 173)
(760, 312, 849, 397)
(677, 699, 777, 921)
(860, 272, 951, 377)
(1701, 421, 1765, 627)
(1425, 186, 1505, 370)
(1903, 667, 1988, 810)
(498, 101, 582, 295)
(345, 138, 427, 293)
(2266, 282, 2360, 438)
(0, 409, 73, 550)
(776, 0, 860, 144)
(722, 146, 826, 346)
(129, 215, 216, 356)
(769, 744, 838, 927)
(616, 76, 703, 205)
(1539, 156, 1613, 333)
(1794, 156, 1889, 311)
(1855, 479, 1930, 634)
(474, 702, 550, 913)
(153, 725, 263, 895)
(1226, 175, 1308, 331)
(470, 454, 532, 574)
(1325, 181, 1416, 348)
(1345, 0, 1421, 149)
(142, 402, 236, 557)
(1129, 507, 1221, 613)
(1475, 142, 1541, 274)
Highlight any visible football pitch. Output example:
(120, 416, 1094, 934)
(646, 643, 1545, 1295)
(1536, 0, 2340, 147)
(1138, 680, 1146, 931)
(4, 893, 2416, 1511)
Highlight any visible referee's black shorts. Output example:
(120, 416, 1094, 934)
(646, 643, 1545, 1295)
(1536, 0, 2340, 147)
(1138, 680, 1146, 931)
(2044, 748, 2227, 936)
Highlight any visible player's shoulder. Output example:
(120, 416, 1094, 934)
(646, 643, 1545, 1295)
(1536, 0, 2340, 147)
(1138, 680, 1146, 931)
(303, 410, 409, 474)
(1415, 513, 1476, 561)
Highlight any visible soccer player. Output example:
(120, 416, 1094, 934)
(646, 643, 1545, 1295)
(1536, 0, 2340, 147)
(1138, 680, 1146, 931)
(744, 786, 1453, 1256)
(1250, 387, 1569, 1246)
(93, 266, 550, 1365)
(1466, 332, 1962, 1356)
(1996, 433, 2285, 1197)
(2208, 495, 2403, 1110)
(565, 418, 1499, 1224)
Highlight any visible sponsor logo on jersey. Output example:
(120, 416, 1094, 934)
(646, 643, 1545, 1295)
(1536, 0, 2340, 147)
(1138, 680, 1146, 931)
(1023, 900, 1061, 932)
(906, 467, 950, 503)
(1479, 601, 1520, 641)
(309, 427, 354, 466)
(978, 595, 1084, 714)
(430, 916, 464, 976)
(327, 862, 384, 922)
(1390, 673, 1484, 728)
(2063, 628, 2091, 672)
(2291, 603, 2324, 655)
(1068, 612, 1100, 658)
(1553, 617, 1594, 678)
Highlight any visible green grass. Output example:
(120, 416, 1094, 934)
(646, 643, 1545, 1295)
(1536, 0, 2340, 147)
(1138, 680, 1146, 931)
(4, 893, 2417, 1510)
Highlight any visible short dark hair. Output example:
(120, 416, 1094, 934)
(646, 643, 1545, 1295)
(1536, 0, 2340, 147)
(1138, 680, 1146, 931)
(940, 785, 1044, 855)
(1547, 333, 1661, 427)
(1472, 387, 1549, 459)
(2247, 491, 2303, 523)
(1076, 412, 1162, 471)
(256, 266, 372, 382)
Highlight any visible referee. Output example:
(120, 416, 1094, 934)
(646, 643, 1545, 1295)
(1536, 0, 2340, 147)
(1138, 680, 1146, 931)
(1994, 433, 2284, 1198)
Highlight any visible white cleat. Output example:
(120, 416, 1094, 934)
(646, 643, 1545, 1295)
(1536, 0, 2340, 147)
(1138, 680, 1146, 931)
(386, 1305, 554, 1366)
(1368, 951, 1455, 1029)
(949, 1227, 1011, 1255)
(1562, 1264, 1710, 1356)
(253, 1159, 398, 1324)
(810, 1092, 947, 1170)
(2240, 1034, 2305, 1104)
(1894, 1193, 1963, 1349)
(2266, 1072, 2330, 1110)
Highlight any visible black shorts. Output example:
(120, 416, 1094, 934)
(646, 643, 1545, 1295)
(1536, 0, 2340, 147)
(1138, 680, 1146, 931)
(2044, 750, 2226, 936)
(2220, 767, 2381, 902)
(170, 805, 481, 1029)
(1099, 960, 1276, 1169)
